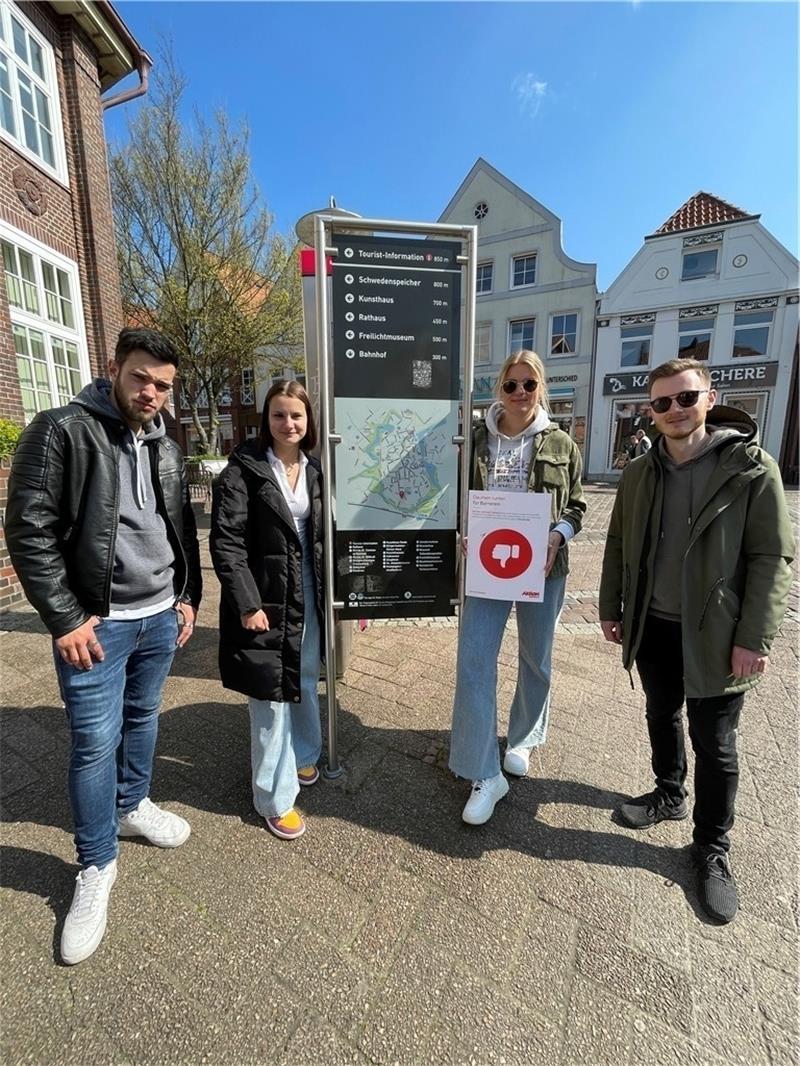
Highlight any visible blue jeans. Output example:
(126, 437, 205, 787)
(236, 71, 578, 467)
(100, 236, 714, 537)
(248, 555, 322, 819)
(449, 575, 566, 781)
(54, 608, 179, 869)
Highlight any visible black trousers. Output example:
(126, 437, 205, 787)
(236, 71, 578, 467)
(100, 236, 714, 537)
(635, 614, 744, 854)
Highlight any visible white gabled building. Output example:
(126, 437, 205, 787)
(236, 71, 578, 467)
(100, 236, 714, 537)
(439, 158, 597, 452)
(587, 191, 799, 479)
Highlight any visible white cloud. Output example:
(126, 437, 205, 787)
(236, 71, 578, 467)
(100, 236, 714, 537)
(512, 74, 548, 118)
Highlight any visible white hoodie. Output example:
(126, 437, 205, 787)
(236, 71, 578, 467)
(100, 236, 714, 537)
(483, 401, 576, 544)
(484, 401, 550, 492)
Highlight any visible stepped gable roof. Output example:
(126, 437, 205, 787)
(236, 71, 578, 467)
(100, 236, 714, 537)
(648, 191, 759, 237)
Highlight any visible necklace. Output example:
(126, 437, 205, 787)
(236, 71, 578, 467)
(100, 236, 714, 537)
(277, 453, 301, 482)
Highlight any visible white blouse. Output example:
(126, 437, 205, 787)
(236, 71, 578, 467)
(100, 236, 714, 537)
(266, 448, 310, 532)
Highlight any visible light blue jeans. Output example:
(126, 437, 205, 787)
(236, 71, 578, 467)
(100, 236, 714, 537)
(248, 549, 322, 819)
(449, 574, 566, 781)
(54, 607, 179, 868)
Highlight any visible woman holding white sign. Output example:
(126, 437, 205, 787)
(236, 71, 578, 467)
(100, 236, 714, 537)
(450, 350, 586, 824)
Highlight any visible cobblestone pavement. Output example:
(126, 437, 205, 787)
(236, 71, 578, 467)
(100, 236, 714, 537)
(1, 486, 798, 1066)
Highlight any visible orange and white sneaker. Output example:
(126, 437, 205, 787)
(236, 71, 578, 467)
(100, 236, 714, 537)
(297, 765, 320, 787)
(265, 808, 306, 840)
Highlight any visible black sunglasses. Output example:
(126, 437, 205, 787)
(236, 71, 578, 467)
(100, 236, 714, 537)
(650, 389, 709, 415)
(501, 378, 538, 395)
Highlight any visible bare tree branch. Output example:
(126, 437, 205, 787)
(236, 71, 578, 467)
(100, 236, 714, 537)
(109, 48, 303, 454)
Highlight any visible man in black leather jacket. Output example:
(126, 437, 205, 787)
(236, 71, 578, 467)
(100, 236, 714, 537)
(6, 327, 202, 965)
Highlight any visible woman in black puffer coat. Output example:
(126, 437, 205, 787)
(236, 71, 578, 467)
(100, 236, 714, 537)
(210, 380, 324, 840)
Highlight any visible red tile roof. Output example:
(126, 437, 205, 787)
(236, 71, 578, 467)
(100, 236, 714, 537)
(650, 192, 759, 236)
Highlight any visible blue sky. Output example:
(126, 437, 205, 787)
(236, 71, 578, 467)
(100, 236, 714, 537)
(109, 2, 798, 290)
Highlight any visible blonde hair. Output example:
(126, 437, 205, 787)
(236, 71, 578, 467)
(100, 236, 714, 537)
(495, 350, 550, 412)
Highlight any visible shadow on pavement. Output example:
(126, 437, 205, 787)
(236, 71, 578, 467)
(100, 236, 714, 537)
(0, 845, 77, 961)
(1, 698, 696, 908)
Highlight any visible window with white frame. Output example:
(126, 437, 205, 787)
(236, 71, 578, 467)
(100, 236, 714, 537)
(720, 391, 769, 430)
(241, 367, 255, 405)
(0, 0, 66, 181)
(476, 262, 493, 294)
(620, 323, 652, 367)
(509, 317, 535, 353)
(475, 322, 492, 364)
(181, 383, 208, 408)
(217, 384, 232, 407)
(677, 317, 714, 360)
(732, 310, 773, 358)
(2, 227, 87, 421)
(681, 247, 719, 281)
(511, 254, 536, 288)
(550, 313, 578, 356)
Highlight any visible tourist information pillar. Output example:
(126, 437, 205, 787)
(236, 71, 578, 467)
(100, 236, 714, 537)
(315, 216, 478, 776)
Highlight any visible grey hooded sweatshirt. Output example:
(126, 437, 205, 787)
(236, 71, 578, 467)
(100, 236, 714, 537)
(75, 380, 176, 617)
(649, 421, 746, 622)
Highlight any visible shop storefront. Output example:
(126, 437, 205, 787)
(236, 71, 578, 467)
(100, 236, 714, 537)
(597, 360, 780, 473)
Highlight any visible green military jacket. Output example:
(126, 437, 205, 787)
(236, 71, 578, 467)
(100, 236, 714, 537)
(598, 406, 795, 697)
(470, 419, 586, 579)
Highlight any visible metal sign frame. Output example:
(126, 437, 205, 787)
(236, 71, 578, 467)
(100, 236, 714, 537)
(314, 215, 478, 776)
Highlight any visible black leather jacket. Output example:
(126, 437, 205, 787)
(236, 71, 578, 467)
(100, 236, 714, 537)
(5, 400, 202, 638)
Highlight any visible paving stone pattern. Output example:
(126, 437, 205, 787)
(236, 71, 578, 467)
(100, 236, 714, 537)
(1, 486, 798, 1066)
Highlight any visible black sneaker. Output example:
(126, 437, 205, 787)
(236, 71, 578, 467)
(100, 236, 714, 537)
(617, 788, 688, 829)
(694, 849, 738, 924)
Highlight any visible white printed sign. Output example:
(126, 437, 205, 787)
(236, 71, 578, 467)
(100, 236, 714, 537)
(465, 490, 551, 602)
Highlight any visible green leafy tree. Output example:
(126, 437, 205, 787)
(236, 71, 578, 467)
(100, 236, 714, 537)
(110, 52, 302, 454)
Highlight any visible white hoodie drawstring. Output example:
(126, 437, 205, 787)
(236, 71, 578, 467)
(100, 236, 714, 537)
(131, 431, 147, 509)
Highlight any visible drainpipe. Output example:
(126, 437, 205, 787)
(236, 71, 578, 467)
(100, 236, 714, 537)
(101, 53, 151, 111)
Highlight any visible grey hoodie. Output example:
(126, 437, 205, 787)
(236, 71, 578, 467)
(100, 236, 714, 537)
(649, 420, 748, 621)
(74, 380, 176, 616)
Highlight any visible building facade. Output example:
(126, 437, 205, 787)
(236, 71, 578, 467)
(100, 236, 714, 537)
(173, 345, 305, 457)
(587, 192, 799, 479)
(0, 0, 149, 609)
(438, 158, 597, 451)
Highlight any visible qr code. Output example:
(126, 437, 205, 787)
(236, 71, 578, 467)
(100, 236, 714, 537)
(412, 360, 432, 389)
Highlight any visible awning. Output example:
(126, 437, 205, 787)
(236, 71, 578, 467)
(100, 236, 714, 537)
(549, 386, 575, 398)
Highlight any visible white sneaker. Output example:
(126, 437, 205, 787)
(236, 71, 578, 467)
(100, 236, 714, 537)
(61, 860, 117, 965)
(462, 773, 509, 825)
(118, 797, 191, 848)
(503, 746, 532, 777)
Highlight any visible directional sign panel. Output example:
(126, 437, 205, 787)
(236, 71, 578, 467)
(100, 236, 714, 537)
(332, 234, 461, 400)
(331, 233, 462, 619)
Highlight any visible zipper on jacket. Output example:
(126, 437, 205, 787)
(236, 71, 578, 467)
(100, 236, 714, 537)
(151, 444, 190, 602)
(101, 441, 122, 611)
(698, 577, 725, 632)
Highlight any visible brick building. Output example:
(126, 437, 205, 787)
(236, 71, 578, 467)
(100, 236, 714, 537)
(0, 0, 150, 609)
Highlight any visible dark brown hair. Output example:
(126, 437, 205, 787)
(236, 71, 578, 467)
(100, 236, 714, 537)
(258, 379, 317, 453)
(114, 327, 179, 368)
(648, 358, 711, 393)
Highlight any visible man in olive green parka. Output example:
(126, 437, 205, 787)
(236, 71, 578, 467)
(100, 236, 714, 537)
(599, 358, 794, 924)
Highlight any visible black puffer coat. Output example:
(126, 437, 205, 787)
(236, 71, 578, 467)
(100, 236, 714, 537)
(210, 441, 324, 702)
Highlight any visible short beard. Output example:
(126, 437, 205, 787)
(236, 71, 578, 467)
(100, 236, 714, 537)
(112, 378, 158, 426)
